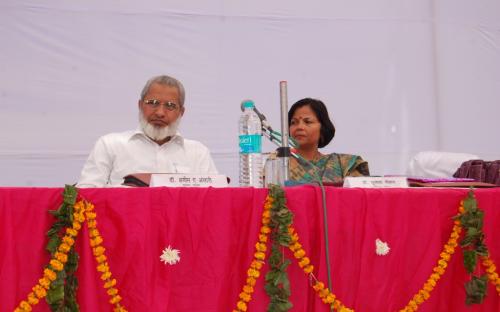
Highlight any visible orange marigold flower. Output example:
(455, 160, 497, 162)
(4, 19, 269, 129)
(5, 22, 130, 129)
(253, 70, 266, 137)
(86, 212, 97, 220)
(109, 295, 122, 304)
(89, 228, 100, 238)
(49, 259, 64, 272)
(419, 289, 430, 300)
(73, 213, 85, 223)
(38, 277, 51, 289)
(290, 233, 299, 243)
(413, 293, 424, 304)
(255, 242, 267, 252)
(250, 260, 263, 270)
(85, 202, 95, 211)
(236, 300, 248, 311)
(104, 278, 117, 289)
(97, 263, 110, 273)
(58, 243, 71, 253)
(254, 252, 266, 261)
(246, 277, 257, 287)
(258, 234, 268, 243)
(313, 281, 325, 291)
(444, 245, 455, 254)
(453, 219, 461, 225)
(43, 268, 57, 281)
(293, 249, 306, 259)
(438, 259, 448, 269)
(239, 292, 251, 302)
(93, 246, 106, 256)
(107, 288, 119, 296)
(433, 266, 445, 275)
(303, 264, 314, 274)
(319, 288, 329, 298)
(486, 266, 496, 274)
(298, 257, 310, 268)
(289, 242, 302, 252)
(260, 226, 271, 234)
(32, 285, 47, 298)
(55, 252, 68, 263)
(262, 217, 271, 225)
(72, 221, 82, 231)
(62, 236, 75, 246)
(243, 285, 254, 294)
(27, 293, 39, 305)
(247, 268, 260, 278)
(19, 300, 31, 311)
(430, 273, 440, 281)
(262, 210, 271, 218)
(101, 271, 112, 280)
(88, 220, 97, 228)
(439, 252, 451, 261)
(91, 236, 104, 247)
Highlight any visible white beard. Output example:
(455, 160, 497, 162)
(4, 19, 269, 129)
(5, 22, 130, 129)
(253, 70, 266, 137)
(139, 112, 181, 142)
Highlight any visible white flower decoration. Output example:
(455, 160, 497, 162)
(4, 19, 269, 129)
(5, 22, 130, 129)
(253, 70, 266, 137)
(160, 245, 181, 265)
(375, 239, 390, 256)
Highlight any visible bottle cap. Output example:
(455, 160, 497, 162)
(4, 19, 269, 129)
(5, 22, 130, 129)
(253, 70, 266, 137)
(241, 100, 255, 109)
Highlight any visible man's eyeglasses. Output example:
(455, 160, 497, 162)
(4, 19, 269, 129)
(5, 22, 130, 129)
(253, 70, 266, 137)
(144, 99, 180, 111)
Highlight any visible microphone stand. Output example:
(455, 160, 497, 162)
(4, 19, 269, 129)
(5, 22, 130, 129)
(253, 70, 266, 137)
(277, 81, 291, 184)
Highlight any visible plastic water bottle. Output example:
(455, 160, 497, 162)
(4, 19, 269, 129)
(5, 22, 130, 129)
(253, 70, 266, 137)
(239, 100, 263, 187)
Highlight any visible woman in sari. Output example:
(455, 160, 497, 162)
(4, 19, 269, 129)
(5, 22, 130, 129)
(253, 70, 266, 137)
(288, 98, 369, 184)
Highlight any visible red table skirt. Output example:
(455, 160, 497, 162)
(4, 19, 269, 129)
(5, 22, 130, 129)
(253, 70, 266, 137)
(1, 186, 499, 311)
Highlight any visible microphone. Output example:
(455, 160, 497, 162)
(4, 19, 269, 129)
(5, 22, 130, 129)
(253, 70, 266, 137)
(240, 101, 273, 132)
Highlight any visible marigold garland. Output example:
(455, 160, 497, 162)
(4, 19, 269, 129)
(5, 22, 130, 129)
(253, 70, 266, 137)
(83, 200, 127, 312)
(232, 193, 273, 312)
(14, 199, 86, 312)
(288, 226, 354, 312)
(480, 256, 500, 295)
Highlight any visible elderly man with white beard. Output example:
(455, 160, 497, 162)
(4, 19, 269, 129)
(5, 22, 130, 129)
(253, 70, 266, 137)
(77, 75, 218, 187)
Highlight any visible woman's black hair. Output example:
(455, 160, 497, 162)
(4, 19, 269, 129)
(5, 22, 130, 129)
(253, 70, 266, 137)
(288, 98, 335, 148)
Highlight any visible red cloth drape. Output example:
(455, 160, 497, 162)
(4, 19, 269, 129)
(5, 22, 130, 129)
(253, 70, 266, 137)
(1, 186, 499, 311)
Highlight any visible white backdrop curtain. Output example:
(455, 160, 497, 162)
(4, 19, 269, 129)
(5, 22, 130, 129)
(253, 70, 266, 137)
(1, 0, 499, 186)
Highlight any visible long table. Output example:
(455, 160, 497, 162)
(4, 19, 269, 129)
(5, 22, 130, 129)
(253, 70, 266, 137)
(1, 186, 499, 311)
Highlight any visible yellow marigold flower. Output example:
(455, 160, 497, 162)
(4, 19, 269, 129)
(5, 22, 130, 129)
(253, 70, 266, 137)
(293, 249, 306, 259)
(104, 279, 117, 289)
(93, 246, 106, 256)
(250, 260, 263, 270)
(58, 243, 71, 253)
(91, 236, 104, 247)
(85, 202, 95, 211)
(72, 221, 82, 231)
(319, 288, 329, 298)
(236, 300, 248, 311)
(444, 245, 455, 254)
(88, 220, 97, 228)
(438, 259, 448, 269)
(107, 288, 119, 296)
(62, 236, 75, 246)
(260, 226, 271, 234)
(247, 268, 260, 278)
(19, 300, 32, 311)
(324, 293, 335, 304)
(38, 277, 51, 289)
(27, 293, 39, 305)
(413, 293, 424, 304)
(97, 263, 110, 273)
(433, 266, 445, 275)
(101, 271, 112, 280)
(254, 251, 266, 261)
(86, 212, 97, 220)
(313, 281, 324, 291)
(486, 266, 496, 274)
(43, 268, 57, 281)
(73, 213, 85, 223)
(303, 264, 314, 274)
(32, 285, 47, 298)
(419, 289, 430, 300)
(255, 242, 267, 252)
(246, 277, 257, 287)
(96, 254, 107, 264)
(289, 242, 302, 252)
(258, 234, 268, 243)
(90, 228, 100, 238)
(243, 285, 254, 294)
(109, 295, 122, 304)
(298, 257, 310, 268)
(49, 259, 64, 272)
(439, 252, 451, 261)
(430, 273, 440, 281)
(239, 291, 251, 302)
(290, 233, 299, 243)
(55, 252, 68, 263)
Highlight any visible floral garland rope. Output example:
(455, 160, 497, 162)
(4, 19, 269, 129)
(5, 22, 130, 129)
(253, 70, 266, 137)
(233, 187, 500, 312)
(14, 195, 127, 312)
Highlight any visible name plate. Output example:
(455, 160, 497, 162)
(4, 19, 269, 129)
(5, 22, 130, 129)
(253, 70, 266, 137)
(343, 176, 408, 188)
(150, 174, 228, 188)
